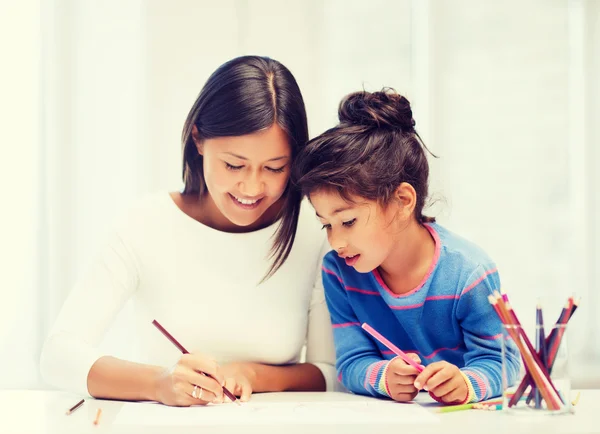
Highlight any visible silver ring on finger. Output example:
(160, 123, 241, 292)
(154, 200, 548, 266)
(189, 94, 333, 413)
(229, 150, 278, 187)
(192, 385, 198, 399)
(198, 386, 204, 400)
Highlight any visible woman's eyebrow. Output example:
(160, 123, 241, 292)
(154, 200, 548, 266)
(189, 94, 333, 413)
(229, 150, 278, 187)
(221, 152, 290, 162)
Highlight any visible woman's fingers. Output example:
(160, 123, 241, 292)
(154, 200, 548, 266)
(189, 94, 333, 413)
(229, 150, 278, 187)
(186, 382, 215, 405)
(239, 379, 253, 402)
(180, 354, 225, 386)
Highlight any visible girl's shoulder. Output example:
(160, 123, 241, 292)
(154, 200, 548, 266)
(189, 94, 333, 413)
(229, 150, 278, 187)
(429, 222, 496, 270)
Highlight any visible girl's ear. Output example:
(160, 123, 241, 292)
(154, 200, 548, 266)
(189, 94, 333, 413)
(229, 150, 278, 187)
(192, 125, 204, 155)
(394, 182, 417, 219)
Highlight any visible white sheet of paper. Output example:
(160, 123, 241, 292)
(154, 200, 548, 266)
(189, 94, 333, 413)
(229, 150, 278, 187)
(114, 400, 439, 426)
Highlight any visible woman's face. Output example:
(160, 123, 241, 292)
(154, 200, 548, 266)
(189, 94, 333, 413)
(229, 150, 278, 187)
(196, 124, 292, 228)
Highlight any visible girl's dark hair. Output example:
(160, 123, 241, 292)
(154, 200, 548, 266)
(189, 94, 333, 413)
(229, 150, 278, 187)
(293, 88, 435, 224)
(181, 55, 309, 279)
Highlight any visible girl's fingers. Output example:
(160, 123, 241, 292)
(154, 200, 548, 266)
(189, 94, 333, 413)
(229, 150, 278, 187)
(390, 383, 418, 394)
(391, 373, 417, 385)
(428, 376, 456, 397)
(414, 362, 445, 389)
(441, 385, 468, 404)
(421, 366, 452, 391)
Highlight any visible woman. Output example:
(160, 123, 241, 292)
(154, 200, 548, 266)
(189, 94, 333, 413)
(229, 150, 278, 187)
(40, 55, 336, 406)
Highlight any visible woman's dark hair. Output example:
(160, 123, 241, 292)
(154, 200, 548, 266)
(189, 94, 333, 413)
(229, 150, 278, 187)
(293, 88, 435, 224)
(181, 55, 309, 279)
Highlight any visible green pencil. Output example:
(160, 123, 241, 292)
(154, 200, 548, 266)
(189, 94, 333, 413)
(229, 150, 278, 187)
(437, 403, 476, 413)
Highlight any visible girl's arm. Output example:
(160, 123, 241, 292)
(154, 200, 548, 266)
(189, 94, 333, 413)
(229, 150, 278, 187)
(456, 264, 521, 403)
(321, 253, 394, 398)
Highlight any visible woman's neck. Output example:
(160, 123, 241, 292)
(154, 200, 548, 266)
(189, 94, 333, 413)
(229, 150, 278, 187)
(377, 220, 436, 295)
(171, 191, 285, 233)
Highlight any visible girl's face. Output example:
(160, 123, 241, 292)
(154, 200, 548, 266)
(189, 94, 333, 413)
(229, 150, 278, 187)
(310, 190, 403, 273)
(196, 124, 292, 229)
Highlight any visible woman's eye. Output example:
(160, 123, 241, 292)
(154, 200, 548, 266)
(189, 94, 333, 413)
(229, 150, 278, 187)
(266, 166, 286, 173)
(225, 163, 244, 171)
(342, 219, 356, 227)
(321, 224, 331, 230)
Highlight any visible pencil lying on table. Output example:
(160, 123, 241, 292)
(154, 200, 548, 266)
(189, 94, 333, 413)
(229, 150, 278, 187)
(93, 408, 102, 425)
(65, 398, 84, 415)
(152, 319, 239, 405)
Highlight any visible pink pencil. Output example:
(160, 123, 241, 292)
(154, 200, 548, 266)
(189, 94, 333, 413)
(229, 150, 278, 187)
(361, 323, 424, 372)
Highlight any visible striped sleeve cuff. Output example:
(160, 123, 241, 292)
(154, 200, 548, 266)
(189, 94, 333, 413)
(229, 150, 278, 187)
(460, 369, 488, 403)
(365, 360, 391, 398)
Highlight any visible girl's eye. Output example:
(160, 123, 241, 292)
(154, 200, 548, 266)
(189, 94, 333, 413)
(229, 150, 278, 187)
(225, 163, 243, 171)
(321, 224, 331, 230)
(266, 166, 286, 173)
(342, 219, 356, 227)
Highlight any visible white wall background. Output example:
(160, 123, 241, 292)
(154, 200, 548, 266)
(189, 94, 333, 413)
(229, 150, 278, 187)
(1, 0, 598, 389)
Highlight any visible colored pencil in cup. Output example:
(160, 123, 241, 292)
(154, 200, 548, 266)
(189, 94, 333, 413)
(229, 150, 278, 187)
(152, 319, 239, 405)
(361, 323, 424, 372)
(533, 303, 546, 408)
(65, 398, 84, 415)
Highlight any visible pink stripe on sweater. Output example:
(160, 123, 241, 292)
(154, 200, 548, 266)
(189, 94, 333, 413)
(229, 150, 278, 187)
(478, 333, 502, 341)
(322, 266, 343, 283)
(426, 295, 459, 301)
(332, 322, 361, 328)
(461, 268, 498, 296)
(389, 295, 458, 310)
(422, 345, 461, 360)
(322, 266, 380, 295)
(346, 286, 380, 295)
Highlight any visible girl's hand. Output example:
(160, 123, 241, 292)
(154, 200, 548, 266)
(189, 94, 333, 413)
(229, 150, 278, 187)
(385, 354, 422, 402)
(154, 354, 225, 407)
(413, 361, 468, 404)
(218, 362, 257, 402)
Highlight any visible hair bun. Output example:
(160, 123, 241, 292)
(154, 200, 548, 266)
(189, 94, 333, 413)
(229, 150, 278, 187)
(338, 88, 415, 132)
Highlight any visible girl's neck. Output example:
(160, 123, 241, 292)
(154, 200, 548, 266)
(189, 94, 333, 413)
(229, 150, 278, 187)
(377, 220, 436, 296)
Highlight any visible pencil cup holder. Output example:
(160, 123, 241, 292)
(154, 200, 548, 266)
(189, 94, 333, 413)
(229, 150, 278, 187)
(501, 324, 571, 415)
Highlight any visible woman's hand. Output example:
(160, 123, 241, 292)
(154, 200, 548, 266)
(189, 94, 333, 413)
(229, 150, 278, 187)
(414, 361, 468, 404)
(153, 354, 225, 407)
(218, 362, 257, 402)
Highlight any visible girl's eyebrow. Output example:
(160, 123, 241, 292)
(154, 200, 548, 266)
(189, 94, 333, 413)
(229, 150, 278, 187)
(221, 152, 290, 162)
(315, 206, 354, 218)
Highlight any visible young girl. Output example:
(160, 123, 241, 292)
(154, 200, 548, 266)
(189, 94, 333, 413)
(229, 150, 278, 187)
(293, 89, 520, 405)
(40, 56, 336, 406)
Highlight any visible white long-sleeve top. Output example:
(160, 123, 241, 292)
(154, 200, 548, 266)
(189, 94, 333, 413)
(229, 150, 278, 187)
(40, 192, 337, 396)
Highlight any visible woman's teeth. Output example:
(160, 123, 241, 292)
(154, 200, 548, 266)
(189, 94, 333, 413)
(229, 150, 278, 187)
(234, 196, 259, 205)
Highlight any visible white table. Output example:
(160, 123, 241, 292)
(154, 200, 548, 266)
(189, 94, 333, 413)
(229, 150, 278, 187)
(1, 390, 597, 434)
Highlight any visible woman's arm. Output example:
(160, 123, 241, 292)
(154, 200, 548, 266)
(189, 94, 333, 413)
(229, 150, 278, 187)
(86, 356, 162, 401)
(40, 231, 140, 396)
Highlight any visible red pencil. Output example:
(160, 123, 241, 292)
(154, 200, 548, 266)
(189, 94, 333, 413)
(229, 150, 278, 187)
(152, 320, 239, 405)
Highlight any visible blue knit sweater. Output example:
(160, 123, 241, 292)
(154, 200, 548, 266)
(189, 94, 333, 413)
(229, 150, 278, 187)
(322, 223, 520, 402)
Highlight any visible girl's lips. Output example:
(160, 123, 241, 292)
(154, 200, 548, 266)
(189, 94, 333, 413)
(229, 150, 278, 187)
(345, 254, 360, 267)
